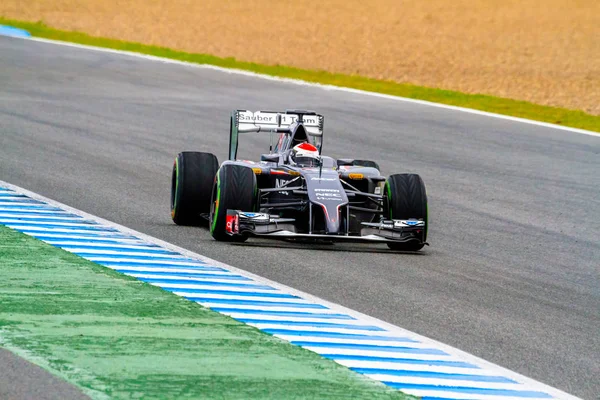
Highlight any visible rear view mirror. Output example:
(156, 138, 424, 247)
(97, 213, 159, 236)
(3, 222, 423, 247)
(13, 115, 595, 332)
(261, 154, 279, 163)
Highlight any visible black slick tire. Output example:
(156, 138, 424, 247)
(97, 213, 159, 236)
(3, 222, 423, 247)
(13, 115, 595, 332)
(209, 164, 257, 242)
(171, 151, 219, 226)
(384, 173, 428, 251)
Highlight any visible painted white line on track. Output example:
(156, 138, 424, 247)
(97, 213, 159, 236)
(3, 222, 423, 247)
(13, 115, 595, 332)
(0, 181, 581, 400)
(5, 35, 599, 138)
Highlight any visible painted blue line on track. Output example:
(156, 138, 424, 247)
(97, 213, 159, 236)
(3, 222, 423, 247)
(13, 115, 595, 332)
(57, 245, 179, 254)
(0, 207, 70, 213)
(4, 223, 119, 232)
(292, 341, 447, 355)
(0, 198, 47, 204)
(0, 218, 96, 224)
(189, 298, 327, 309)
(238, 319, 385, 331)
(0, 193, 29, 197)
(99, 260, 209, 268)
(351, 367, 516, 383)
(40, 234, 155, 242)
(211, 308, 356, 320)
(0, 25, 31, 37)
(0, 25, 31, 38)
(111, 264, 221, 272)
(323, 354, 477, 368)
(0, 212, 83, 218)
(42, 238, 157, 246)
(138, 277, 275, 290)
(30, 232, 142, 240)
(0, 217, 93, 226)
(0, 205, 64, 211)
(74, 253, 191, 261)
(420, 397, 476, 400)
(261, 329, 416, 342)
(119, 271, 248, 279)
(163, 288, 296, 298)
(383, 382, 552, 398)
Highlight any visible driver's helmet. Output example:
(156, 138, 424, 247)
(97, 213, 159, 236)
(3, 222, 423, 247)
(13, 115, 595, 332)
(291, 142, 320, 167)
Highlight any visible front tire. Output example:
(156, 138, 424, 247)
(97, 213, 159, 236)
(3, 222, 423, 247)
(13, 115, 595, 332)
(171, 151, 218, 226)
(209, 164, 257, 242)
(384, 173, 428, 251)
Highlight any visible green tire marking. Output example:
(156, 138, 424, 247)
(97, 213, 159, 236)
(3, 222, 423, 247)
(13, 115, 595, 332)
(210, 169, 221, 234)
(171, 156, 179, 218)
(385, 181, 393, 219)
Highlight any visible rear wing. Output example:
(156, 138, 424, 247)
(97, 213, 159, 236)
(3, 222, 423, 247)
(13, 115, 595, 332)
(229, 110, 324, 160)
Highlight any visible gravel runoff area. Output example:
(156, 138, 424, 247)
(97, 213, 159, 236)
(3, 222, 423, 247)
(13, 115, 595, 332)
(1, 0, 598, 114)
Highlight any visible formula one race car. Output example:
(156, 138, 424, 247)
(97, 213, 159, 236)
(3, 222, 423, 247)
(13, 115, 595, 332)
(170, 110, 428, 251)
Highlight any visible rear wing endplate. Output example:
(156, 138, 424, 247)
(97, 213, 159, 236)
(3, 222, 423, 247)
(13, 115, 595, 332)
(229, 110, 324, 160)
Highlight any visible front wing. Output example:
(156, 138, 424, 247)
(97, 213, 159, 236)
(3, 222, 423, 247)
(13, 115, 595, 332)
(225, 210, 427, 244)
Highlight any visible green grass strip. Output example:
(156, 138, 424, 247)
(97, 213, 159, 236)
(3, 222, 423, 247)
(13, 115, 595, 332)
(0, 224, 412, 400)
(1, 17, 599, 133)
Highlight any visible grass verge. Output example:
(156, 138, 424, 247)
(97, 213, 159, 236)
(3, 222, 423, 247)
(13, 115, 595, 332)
(1, 17, 599, 133)
(0, 224, 412, 400)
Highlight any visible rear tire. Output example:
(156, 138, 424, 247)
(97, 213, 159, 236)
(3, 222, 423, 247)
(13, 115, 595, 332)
(384, 173, 428, 251)
(209, 164, 257, 242)
(171, 152, 218, 226)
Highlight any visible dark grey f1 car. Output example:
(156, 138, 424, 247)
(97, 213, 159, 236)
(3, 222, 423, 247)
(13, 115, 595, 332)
(170, 110, 428, 251)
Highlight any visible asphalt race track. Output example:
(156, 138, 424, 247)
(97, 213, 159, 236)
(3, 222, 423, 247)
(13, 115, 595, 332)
(1, 37, 599, 399)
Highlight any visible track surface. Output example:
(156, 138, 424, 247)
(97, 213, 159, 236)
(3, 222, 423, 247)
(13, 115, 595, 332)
(1, 37, 599, 399)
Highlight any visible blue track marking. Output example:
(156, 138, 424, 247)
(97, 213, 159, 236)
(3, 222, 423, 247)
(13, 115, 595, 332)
(0, 192, 30, 197)
(210, 308, 357, 320)
(0, 211, 83, 218)
(352, 368, 516, 383)
(383, 383, 553, 398)
(52, 245, 180, 254)
(238, 319, 386, 331)
(3, 223, 119, 232)
(73, 253, 194, 261)
(0, 184, 569, 400)
(323, 355, 478, 368)
(97, 260, 208, 267)
(0, 199, 48, 204)
(0, 205, 65, 211)
(166, 288, 298, 298)
(138, 278, 275, 290)
(28, 232, 143, 240)
(292, 341, 448, 355)
(261, 329, 417, 341)
(121, 271, 252, 280)
(187, 298, 327, 309)
(113, 265, 225, 272)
